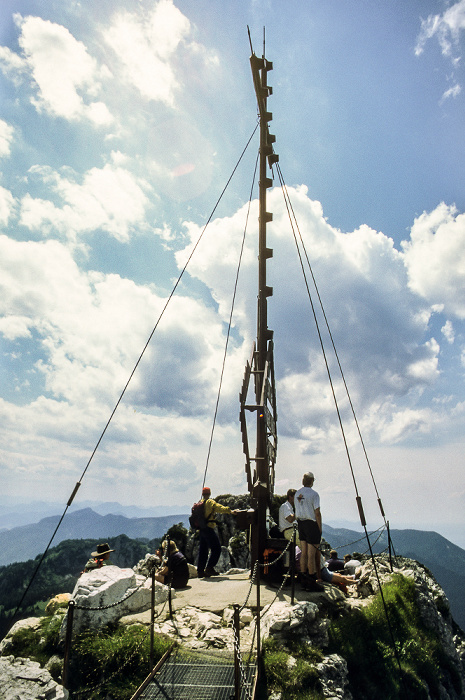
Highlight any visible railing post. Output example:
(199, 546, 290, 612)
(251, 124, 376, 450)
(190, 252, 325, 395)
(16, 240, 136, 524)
(290, 527, 296, 605)
(233, 604, 241, 700)
(166, 536, 173, 619)
(255, 564, 261, 663)
(62, 599, 75, 690)
(150, 567, 155, 668)
(387, 520, 393, 572)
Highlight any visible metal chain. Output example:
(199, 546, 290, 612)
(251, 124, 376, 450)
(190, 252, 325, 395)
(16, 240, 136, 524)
(357, 526, 388, 558)
(231, 621, 253, 700)
(238, 561, 259, 613)
(238, 538, 291, 613)
(329, 524, 386, 553)
(260, 571, 291, 617)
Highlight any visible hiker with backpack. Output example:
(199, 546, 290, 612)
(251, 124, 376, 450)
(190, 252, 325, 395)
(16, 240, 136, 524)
(192, 487, 239, 578)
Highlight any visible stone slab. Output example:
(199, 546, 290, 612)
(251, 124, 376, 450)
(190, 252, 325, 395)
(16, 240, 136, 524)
(120, 572, 344, 623)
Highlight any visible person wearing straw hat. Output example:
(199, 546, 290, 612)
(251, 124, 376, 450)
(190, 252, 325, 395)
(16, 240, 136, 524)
(83, 543, 115, 573)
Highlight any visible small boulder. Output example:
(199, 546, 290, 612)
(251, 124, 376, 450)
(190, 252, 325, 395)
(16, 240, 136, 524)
(187, 563, 198, 578)
(45, 593, 72, 615)
(260, 601, 318, 640)
(0, 617, 41, 655)
(60, 565, 171, 637)
(0, 655, 68, 699)
(133, 553, 160, 577)
(316, 653, 352, 699)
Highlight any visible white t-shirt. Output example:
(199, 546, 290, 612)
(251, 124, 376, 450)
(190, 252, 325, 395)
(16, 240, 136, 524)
(278, 500, 295, 531)
(344, 559, 361, 575)
(294, 486, 320, 521)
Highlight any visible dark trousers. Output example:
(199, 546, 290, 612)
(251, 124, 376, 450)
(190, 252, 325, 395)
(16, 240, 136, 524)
(198, 526, 221, 573)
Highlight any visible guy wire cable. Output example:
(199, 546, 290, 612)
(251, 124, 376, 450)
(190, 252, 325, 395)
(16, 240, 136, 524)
(274, 162, 406, 691)
(5, 124, 259, 632)
(275, 161, 390, 530)
(201, 149, 260, 491)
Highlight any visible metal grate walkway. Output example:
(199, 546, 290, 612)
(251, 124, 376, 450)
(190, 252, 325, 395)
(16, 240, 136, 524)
(137, 648, 256, 700)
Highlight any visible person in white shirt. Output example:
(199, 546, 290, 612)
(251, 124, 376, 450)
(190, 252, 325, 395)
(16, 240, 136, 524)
(343, 553, 362, 575)
(294, 472, 323, 592)
(278, 489, 301, 548)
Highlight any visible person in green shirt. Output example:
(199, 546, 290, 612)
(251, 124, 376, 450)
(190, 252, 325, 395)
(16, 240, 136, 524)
(83, 542, 114, 573)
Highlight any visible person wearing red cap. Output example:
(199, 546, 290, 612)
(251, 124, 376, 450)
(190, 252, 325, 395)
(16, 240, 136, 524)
(197, 487, 238, 578)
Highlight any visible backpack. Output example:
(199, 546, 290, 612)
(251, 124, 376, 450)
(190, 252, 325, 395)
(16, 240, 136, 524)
(189, 500, 209, 530)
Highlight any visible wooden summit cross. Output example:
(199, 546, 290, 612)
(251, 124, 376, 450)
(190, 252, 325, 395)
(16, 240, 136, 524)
(240, 47, 278, 570)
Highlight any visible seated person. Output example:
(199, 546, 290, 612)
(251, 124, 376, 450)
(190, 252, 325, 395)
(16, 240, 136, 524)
(155, 540, 189, 589)
(344, 553, 362, 575)
(325, 550, 345, 571)
(319, 566, 357, 594)
(82, 543, 115, 573)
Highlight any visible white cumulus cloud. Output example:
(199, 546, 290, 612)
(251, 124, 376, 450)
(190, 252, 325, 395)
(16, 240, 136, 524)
(0, 186, 15, 227)
(0, 119, 14, 158)
(103, 0, 190, 105)
(0, 14, 112, 124)
(19, 163, 150, 244)
(415, 1, 465, 97)
(442, 320, 455, 344)
(176, 186, 446, 449)
(402, 203, 465, 319)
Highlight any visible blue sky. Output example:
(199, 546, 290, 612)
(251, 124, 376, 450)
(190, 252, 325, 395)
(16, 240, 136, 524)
(1, 1, 465, 546)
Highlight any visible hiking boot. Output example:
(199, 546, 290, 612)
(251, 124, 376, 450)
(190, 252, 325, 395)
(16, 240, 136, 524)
(204, 567, 219, 577)
(305, 579, 325, 592)
(301, 573, 324, 592)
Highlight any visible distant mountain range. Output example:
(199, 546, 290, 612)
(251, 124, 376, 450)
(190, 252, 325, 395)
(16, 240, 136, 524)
(0, 508, 189, 567)
(0, 500, 190, 531)
(0, 506, 463, 631)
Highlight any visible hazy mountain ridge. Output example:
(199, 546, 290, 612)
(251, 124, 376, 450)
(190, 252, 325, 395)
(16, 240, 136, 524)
(0, 500, 189, 530)
(323, 524, 465, 574)
(0, 508, 189, 567)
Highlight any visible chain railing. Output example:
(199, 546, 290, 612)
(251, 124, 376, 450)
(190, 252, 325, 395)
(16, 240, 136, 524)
(73, 569, 153, 611)
(63, 556, 170, 693)
(231, 604, 253, 700)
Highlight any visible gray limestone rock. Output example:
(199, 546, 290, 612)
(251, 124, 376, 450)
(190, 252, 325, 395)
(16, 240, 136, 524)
(132, 553, 160, 577)
(260, 600, 319, 641)
(4, 550, 465, 699)
(315, 654, 352, 700)
(0, 617, 42, 655)
(0, 655, 68, 700)
(60, 565, 171, 637)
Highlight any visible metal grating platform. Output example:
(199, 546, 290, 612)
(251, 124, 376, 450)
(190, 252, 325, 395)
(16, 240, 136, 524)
(138, 649, 256, 700)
